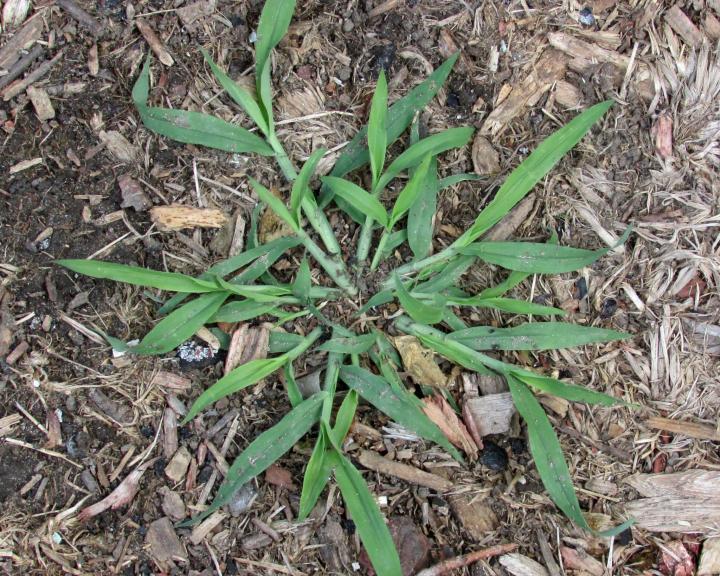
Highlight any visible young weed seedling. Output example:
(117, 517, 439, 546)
(58, 1, 634, 573)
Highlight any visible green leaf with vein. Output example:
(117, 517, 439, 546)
(339, 365, 461, 460)
(454, 101, 613, 247)
(323, 53, 459, 196)
(294, 259, 311, 302)
(249, 177, 301, 231)
(389, 154, 432, 229)
(291, 148, 325, 218)
(448, 296, 566, 316)
(184, 391, 325, 526)
(448, 322, 629, 351)
(332, 390, 359, 442)
(458, 229, 629, 274)
(368, 70, 388, 187)
(377, 230, 408, 262)
(328, 447, 402, 576)
(132, 56, 273, 155)
(321, 177, 388, 227)
(394, 273, 444, 325)
(182, 327, 321, 423)
(201, 48, 268, 134)
(268, 331, 306, 354)
(413, 255, 475, 294)
(408, 156, 438, 258)
(211, 300, 279, 323)
(130, 292, 228, 356)
(318, 333, 376, 354)
(511, 371, 631, 407)
(298, 429, 332, 520)
(507, 374, 593, 530)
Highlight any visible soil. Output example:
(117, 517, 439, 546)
(2, 1, 720, 575)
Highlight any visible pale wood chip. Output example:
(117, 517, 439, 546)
(499, 553, 549, 576)
(625, 470, 720, 498)
(699, 538, 720, 575)
(463, 393, 516, 437)
(645, 416, 720, 441)
(98, 130, 139, 163)
(165, 445, 192, 483)
(0, 16, 42, 70)
(190, 511, 227, 545)
(9, 157, 42, 174)
(358, 450, 453, 491)
(177, 0, 216, 31)
(26, 86, 55, 121)
(471, 134, 500, 175)
(560, 547, 604, 576)
(152, 370, 192, 393)
(422, 395, 479, 458)
(665, 5, 703, 47)
(150, 204, 228, 231)
(135, 19, 174, 66)
(146, 517, 187, 565)
(448, 492, 498, 537)
(625, 496, 720, 533)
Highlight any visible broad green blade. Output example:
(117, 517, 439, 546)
(248, 177, 300, 232)
(331, 389, 358, 443)
(368, 71, 388, 188)
(183, 356, 287, 423)
(448, 322, 629, 351)
(507, 374, 593, 531)
(328, 448, 402, 576)
(57, 260, 219, 294)
(436, 172, 483, 189)
(339, 365, 461, 460)
(185, 391, 325, 526)
(211, 300, 279, 323)
(131, 292, 228, 356)
(413, 255, 475, 294)
(283, 361, 303, 408)
(449, 296, 566, 316)
(408, 156, 438, 258)
(511, 371, 630, 407)
(443, 308, 468, 331)
(458, 230, 629, 273)
(374, 127, 474, 194)
(321, 176, 388, 227)
(293, 259, 311, 302)
(201, 48, 269, 135)
(394, 273, 444, 325)
(323, 53, 460, 197)
(478, 270, 530, 299)
(268, 330, 306, 353)
(254, 0, 296, 107)
(454, 101, 613, 248)
(318, 333, 376, 354)
(291, 148, 325, 218)
(132, 55, 273, 155)
(298, 429, 332, 520)
(356, 290, 394, 316)
(389, 154, 432, 228)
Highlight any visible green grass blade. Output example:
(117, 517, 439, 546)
(318, 333, 376, 354)
(413, 255, 475, 294)
(436, 172, 483, 189)
(321, 176, 388, 227)
(130, 292, 228, 356)
(389, 154, 431, 228)
(328, 448, 402, 576)
(211, 300, 279, 323)
(375, 230, 407, 265)
(408, 157, 438, 258)
(511, 371, 630, 407)
(185, 391, 325, 526)
(394, 273, 444, 325)
(339, 365, 461, 460)
(478, 270, 530, 300)
(368, 71, 388, 188)
(356, 289, 394, 316)
(291, 148, 325, 218)
(448, 322, 629, 351)
(255, 0, 296, 111)
(248, 177, 301, 232)
(331, 390, 358, 443)
(506, 374, 593, 531)
(458, 230, 629, 273)
(322, 53, 459, 195)
(268, 331, 305, 353)
(57, 260, 219, 293)
(374, 127, 474, 193)
(283, 362, 303, 408)
(293, 259, 311, 302)
(454, 101, 613, 247)
(201, 48, 269, 135)
(449, 296, 566, 316)
(298, 429, 332, 520)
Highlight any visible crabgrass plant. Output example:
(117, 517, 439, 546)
(58, 1, 634, 573)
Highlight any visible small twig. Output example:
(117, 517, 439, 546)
(56, 0, 104, 36)
(135, 19, 174, 66)
(368, 0, 403, 18)
(0, 45, 44, 91)
(2, 50, 65, 101)
(415, 543, 517, 576)
(3, 437, 83, 469)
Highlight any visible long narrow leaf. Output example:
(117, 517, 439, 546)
(448, 322, 629, 351)
(291, 148, 325, 218)
(339, 365, 461, 460)
(131, 292, 228, 356)
(328, 449, 402, 576)
(454, 101, 613, 247)
(212, 300, 279, 323)
(318, 333, 376, 354)
(298, 430, 332, 520)
(408, 157, 438, 258)
(248, 177, 301, 232)
(389, 154, 432, 228)
(321, 176, 388, 227)
(368, 71, 388, 187)
(394, 273, 444, 325)
(449, 296, 566, 316)
(185, 391, 325, 526)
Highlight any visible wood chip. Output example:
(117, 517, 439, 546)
(135, 19, 174, 66)
(146, 517, 187, 566)
(705, 13, 720, 41)
(393, 335, 447, 388)
(653, 112, 673, 159)
(9, 157, 42, 174)
(118, 174, 151, 211)
(665, 5, 703, 48)
(162, 408, 178, 460)
(499, 553, 549, 576)
(159, 487, 187, 521)
(625, 497, 720, 533)
(78, 459, 156, 520)
(471, 134, 500, 175)
(89, 388, 133, 425)
(0, 15, 42, 70)
(87, 43, 99, 76)
(645, 416, 720, 441)
(56, 0, 104, 36)
(449, 492, 498, 537)
(177, 0, 216, 31)
(484, 196, 535, 241)
(99, 130, 139, 163)
(265, 464, 296, 491)
(190, 511, 226, 545)
(554, 79, 584, 109)
(463, 393, 516, 436)
(358, 450, 453, 491)
(2, 49, 64, 101)
(699, 538, 720, 576)
(625, 470, 720, 498)
(26, 86, 55, 121)
(422, 395, 479, 458)
(481, 50, 567, 136)
(0, 413, 21, 437)
(150, 204, 228, 231)
(560, 547, 604, 576)
(165, 445, 192, 483)
(225, 324, 270, 374)
(152, 370, 192, 393)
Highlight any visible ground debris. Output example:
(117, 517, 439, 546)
(225, 324, 270, 374)
(26, 86, 54, 121)
(177, 0, 216, 32)
(118, 174, 151, 211)
(146, 517, 187, 567)
(449, 492, 498, 538)
(98, 130, 139, 163)
(416, 543, 517, 576)
(358, 449, 452, 491)
(463, 392, 515, 437)
(422, 395, 479, 458)
(393, 335, 447, 388)
(664, 5, 703, 48)
(135, 19, 174, 66)
(165, 445, 191, 483)
(78, 459, 156, 520)
(88, 389, 133, 425)
(471, 134, 500, 175)
(150, 204, 228, 231)
(499, 553, 550, 576)
(658, 540, 697, 576)
(699, 538, 720, 575)
(645, 417, 720, 441)
(560, 547, 604, 575)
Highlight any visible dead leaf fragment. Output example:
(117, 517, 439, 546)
(146, 517, 187, 567)
(422, 395, 478, 458)
(472, 134, 500, 175)
(150, 204, 228, 231)
(177, 0, 216, 31)
(78, 459, 156, 520)
(499, 553, 549, 576)
(265, 464, 296, 491)
(99, 130, 139, 163)
(463, 392, 516, 437)
(393, 335, 447, 388)
(449, 492, 498, 537)
(699, 538, 720, 575)
(118, 174, 151, 211)
(258, 188, 293, 243)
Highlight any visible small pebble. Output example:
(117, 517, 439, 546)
(600, 298, 617, 319)
(446, 93, 460, 108)
(578, 7, 595, 26)
(479, 440, 508, 471)
(616, 527, 633, 546)
(342, 19, 354, 33)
